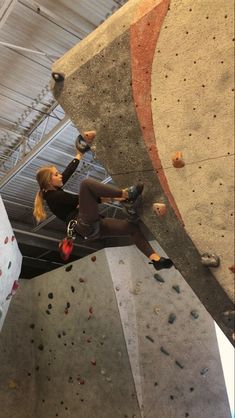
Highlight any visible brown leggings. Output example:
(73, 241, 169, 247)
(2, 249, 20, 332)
(76, 178, 155, 258)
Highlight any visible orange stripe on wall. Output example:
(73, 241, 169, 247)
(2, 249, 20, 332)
(130, 0, 184, 224)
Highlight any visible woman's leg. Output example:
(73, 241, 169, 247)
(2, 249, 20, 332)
(78, 178, 123, 223)
(99, 218, 174, 270)
(78, 178, 143, 223)
(99, 218, 155, 258)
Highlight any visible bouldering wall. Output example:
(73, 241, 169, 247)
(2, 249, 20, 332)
(0, 246, 231, 418)
(0, 250, 141, 418)
(0, 195, 22, 331)
(50, 0, 234, 345)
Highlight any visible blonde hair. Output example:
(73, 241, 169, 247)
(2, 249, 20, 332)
(33, 166, 55, 223)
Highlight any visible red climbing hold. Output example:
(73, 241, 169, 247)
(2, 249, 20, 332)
(11, 280, 19, 295)
(91, 256, 96, 262)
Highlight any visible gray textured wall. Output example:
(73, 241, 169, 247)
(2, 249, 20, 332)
(51, 0, 234, 345)
(0, 246, 231, 418)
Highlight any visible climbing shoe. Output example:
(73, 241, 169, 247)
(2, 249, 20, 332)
(59, 238, 74, 261)
(150, 257, 174, 271)
(125, 182, 144, 203)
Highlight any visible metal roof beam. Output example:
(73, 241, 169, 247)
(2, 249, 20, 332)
(0, 0, 17, 30)
(0, 115, 71, 190)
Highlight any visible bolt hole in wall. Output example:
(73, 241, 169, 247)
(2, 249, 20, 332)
(215, 323, 235, 417)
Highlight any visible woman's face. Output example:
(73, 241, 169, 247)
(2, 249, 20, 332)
(50, 167, 63, 188)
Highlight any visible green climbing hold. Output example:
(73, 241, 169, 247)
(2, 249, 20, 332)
(160, 346, 170, 356)
(154, 274, 165, 283)
(168, 313, 176, 324)
(191, 310, 199, 319)
(172, 285, 180, 294)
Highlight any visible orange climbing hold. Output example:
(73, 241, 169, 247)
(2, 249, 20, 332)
(153, 203, 167, 216)
(228, 265, 235, 273)
(82, 130, 96, 143)
(172, 151, 185, 168)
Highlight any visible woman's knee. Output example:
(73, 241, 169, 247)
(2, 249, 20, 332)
(80, 178, 95, 190)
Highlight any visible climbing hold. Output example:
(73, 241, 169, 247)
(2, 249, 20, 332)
(160, 346, 170, 356)
(82, 130, 96, 143)
(131, 284, 141, 295)
(48, 293, 53, 299)
(154, 274, 165, 283)
(11, 280, 19, 295)
(79, 277, 85, 283)
(75, 134, 91, 154)
(154, 306, 160, 315)
(191, 310, 199, 319)
(172, 151, 185, 168)
(146, 335, 154, 343)
(228, 265, 235, 273)
(8, 379, 19, 389)
(201, 253, 220, 267)
(4, 236, 8, 244)
(65, 265, 73, 272)
(91, 256, 96, 262)
(172, 285, 181, 294)
(153, 203, 167, 216)
(200, 367, 209, 376)
(71, 286, 75, 293)
(168, 313, 176, 324)
(222, 310, 235, 329)
(175, 360, 184, 369)
(51, 72, 65, 82)
(38, 344, 44, 351)
(48, 304, 52, 309)
(91, 359, 96, 366)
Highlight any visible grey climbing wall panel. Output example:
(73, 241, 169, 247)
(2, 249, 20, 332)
(106, 245, 232, 418)
(0, 250, 141, 418)
(50, 0, 234, 345)
(0, 246, 231, 418)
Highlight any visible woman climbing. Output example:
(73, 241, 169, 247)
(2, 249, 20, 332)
(33, 132, 173, 271)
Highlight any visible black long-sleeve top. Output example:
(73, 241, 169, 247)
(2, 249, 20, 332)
(43, 158, 80, 223)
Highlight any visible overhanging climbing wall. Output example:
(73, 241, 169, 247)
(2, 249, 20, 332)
(50, 0, 234, 345)
(0, 246, 231, 418)
(0, 195, 22, 331)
